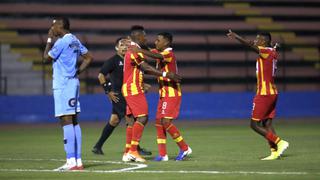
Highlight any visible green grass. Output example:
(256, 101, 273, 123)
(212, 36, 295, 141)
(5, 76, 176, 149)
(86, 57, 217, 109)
(0, 119, 319, 180)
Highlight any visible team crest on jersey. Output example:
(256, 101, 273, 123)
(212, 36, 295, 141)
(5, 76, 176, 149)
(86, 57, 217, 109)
(119, 61, 123, 66)
(68, 98, 76, 107)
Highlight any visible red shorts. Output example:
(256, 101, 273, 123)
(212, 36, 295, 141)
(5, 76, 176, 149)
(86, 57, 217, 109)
(125, 93, 148, 118)
(156, 96, 181, 120)
(251, 94, 278, 121)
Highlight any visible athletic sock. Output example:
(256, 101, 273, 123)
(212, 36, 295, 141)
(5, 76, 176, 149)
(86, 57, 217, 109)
(130, 121, 145, 152)
(63, 124, 76, 160)
(268, 140, 277, 151)
(74, 124, 82, 161)
(95, 122, 116, 148)
(163, 122, 188, 151)
(156, 121, 167, 156)
(265, 131, 281, 144)
(125, 126, 133, 153)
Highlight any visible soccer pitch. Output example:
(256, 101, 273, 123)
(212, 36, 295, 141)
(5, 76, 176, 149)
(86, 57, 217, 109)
(0, 119, 319, 180)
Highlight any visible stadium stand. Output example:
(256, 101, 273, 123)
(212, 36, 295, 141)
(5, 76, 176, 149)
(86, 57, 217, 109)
(0, 0, 319, 94)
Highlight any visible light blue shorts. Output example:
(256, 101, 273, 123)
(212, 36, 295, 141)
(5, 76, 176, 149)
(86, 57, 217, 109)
(53, 77, 80, 117)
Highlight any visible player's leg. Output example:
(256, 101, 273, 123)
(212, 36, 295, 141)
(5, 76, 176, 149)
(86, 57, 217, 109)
(122, 115, 134, 162)
(160, 97, 191, 161)
(125, 94, 148, 162)
(92, 114, 120, 155)
(162, 118, 191, 161)
(154, 117, 168, 161)
(54, 115, 78, 171)
(53, 80, 80, 171)
(251, 95, 288, 160)
(259, 118, 278, 160)
(72, 114, 83, 169)
(266, 96, 289, 157)
(262, 119, 277, 151)
(154, 98, 167, 161)
(128, 115, 148, 162)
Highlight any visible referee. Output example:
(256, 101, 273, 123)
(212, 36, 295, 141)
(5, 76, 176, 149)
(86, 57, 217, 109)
(92, 37, 151, 156)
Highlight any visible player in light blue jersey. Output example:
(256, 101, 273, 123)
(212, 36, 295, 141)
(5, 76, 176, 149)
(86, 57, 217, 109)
(43, 17, 92, 171)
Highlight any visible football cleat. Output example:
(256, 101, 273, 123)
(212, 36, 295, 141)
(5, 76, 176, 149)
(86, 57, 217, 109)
(277, 140, 289, 156)
(122, 153, 131, 162)
(154, 155, 169, 161)
(53, 163, 78, 171)
(127, 150, 146, 162)
(261, 151, 279, 160)
(175, 146, 192, 161)
(92, 147, 104, 155)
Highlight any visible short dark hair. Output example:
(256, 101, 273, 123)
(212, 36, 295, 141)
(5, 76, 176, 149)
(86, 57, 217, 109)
(158, 32, 173, 45)
(55, 17, 70, 30)
(131, 25, 144, 32)
(130, 25, 145, 37)
(257, 31, 271, 44)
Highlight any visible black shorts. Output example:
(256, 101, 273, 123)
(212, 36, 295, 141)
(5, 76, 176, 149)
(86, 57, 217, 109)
(112, 93, 126, 120)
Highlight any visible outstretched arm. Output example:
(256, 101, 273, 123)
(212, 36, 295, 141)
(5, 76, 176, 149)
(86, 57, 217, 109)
(131, 46, 163, 60)
(140, 61, 181, 83)
(227, 29, 259, 53)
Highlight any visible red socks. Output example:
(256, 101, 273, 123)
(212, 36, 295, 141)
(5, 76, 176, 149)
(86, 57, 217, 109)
(156, 119, 167, 156)
(130, 121, 145, 151)
(163, 122, 188, 151)
(124, 126, 132, 153)
(265, 131, 281, 144)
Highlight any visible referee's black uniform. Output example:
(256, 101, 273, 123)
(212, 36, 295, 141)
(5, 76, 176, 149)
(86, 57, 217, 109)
(100, 54, 126, 120)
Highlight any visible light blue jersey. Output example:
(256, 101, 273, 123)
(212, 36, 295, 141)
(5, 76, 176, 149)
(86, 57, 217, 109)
(48, 33, 88, 117)
(49, 33, 88, 89)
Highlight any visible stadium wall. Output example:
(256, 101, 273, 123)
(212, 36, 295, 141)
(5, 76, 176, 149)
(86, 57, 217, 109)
(0, 92, 319, 123)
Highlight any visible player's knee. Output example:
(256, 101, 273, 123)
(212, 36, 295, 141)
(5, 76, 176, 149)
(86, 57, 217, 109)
(250, 120, 258, 130)
(137, 116, 148, 125)
(125, 116, 134, 126)
(60, 115, 73, 126)
(161, 118, 172, 129)
(109, 117, 120, 127)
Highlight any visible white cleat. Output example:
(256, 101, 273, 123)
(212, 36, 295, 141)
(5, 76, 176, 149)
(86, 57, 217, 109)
(122, 153, 131, 162)
(53, 163, 78, 171)
(175, 146, 192, 161)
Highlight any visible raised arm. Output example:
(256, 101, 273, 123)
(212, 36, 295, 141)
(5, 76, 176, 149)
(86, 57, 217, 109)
(227, 29, 259, 53)
(43, 27, 54, 63)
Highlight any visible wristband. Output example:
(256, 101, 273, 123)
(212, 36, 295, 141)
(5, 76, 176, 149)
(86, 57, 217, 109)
(47, 38, 52, 43)
(162, 72, 167, 77)
(102, 82, 112, 94)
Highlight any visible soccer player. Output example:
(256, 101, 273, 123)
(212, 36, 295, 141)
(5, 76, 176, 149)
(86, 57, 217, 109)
(122, 25, 181, 162)
(227, 29, 289, 160)
(91, 37, 152, 157)
(43, 17, 92, 170)
(131, 32, 192, 161)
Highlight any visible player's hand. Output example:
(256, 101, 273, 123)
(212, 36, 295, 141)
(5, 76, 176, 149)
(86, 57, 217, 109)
(143, 83, 151, 93)
(107, 91, 120, 103)
(227, 29, 236, 39)
(166, 72, 182, 83)
(48, 26, 54, 39)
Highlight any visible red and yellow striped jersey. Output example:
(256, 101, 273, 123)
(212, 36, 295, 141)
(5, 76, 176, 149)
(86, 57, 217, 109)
(256, 46, 278, 95)
(153, 48, 182, 98)
(122, 43, 145, 97)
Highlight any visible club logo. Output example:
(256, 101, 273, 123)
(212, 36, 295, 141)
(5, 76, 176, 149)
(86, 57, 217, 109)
(68, 98, 76, 107)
